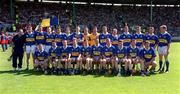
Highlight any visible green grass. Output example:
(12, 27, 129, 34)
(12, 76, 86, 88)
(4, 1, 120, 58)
(0, 43, 180, 94)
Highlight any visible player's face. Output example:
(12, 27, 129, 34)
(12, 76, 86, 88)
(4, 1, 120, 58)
(39, 44, 43, 51)
(66, 27, 70, 34)
(131, 40, 136, 47)
(93, 27, 97, 33)
(112, 29, 117, 35)
(57, 28, 61, 33)
(106, 39, 111, 46)
(52, 42, 56, 47)
(28, 26, 32, 32)
(76, 26, 80, 32)
(102, 26, 107, 33)
(47, 27, 51, 33)
(124, 26, 129, 32)
(63, 40, 67, 46)
(39, 26, 43, 31)
(136, 26, 141, 33)
(160, 26, 166, 33)
(18, 29, 24, 36)
(145, 42, 150, 49)
(118, 41, 123, 47)
(84, 27, 88, 34)
(149, 27, 154, 34)
(73, 39, 77, 45)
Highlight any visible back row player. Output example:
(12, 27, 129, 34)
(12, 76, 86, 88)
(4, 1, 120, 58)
(24, 24, 171, 73)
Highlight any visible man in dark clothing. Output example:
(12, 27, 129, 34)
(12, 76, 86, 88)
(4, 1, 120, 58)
(12, 29, 26, 71)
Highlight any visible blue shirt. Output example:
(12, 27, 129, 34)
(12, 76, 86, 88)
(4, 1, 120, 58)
(49, 47, 60, 57)
(81, 46, 92, 56)
(35, 31, 45, 44)
(109, 34, 119, 48)
(99, 33, 110, 46)
(45, 33, 55, 46)
(139, 48, 156, 62)
(92, 45, 103, 56)
(132, 33, 145, 47)
(25, 32, 35, 46)
(64, 34, 74, 46)
(158, 32, 172, 47)
(60, 46, 71, 58)
(54, 33, 66, 47)
(118, 33, 132, 47)
(70, 46, 82, 58)
(102, 45, 115, 57)
(34, 50, 48, 61)
(71, 32, 83, 46)
(145, 34, 158, 48)
(127, 46, 140, 58)
(115, 46, 127, 59)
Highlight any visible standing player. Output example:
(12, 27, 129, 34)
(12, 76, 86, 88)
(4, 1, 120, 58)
(72, 25, 83, 46)
(64, 26, 74, 46)
(101, 38, 117, 75)
(92, 39, 103, 74)
(60, 40, 71, 75)
(48, 41, 60, 74)
(35, 25, 45, 45)
(139, 41, 157, 75)
(54, 27, 65, 47)
(34, 44, 48, 74)
(44, 27, 55, 52)
(132, 26, 145, 48)
(115, 40, 127, 76)
(89, 26, 99, 46)
(145, 26, 158, 49)
(118, 25, 132, 47)
(157, 25, 172, 73)
(99, 26, 110, 46)
(25, 25, 36, 70)
(81, 40, 93, 74)
(109, 28, 119, 48)
(83, 26, 90, 45)
(126, 40, 141, 76)
(69, 38, 82, 74)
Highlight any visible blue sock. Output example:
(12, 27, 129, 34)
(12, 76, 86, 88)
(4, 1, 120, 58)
(166, 61, 169, 71)
(159, 61, 163, 70)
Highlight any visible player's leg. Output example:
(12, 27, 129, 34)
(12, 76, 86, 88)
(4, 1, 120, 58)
(149, 61, 157, 73)
(139, 59, 145, 76)
(25, 46, 31, 70)
(100, 58, 106, 74)
(87, 58, 93, 73)
(158, 46, 164, 71)
(164, 47, 170, 73)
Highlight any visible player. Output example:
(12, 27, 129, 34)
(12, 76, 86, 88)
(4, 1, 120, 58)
(83, 26, 90, 45)
(59, 40, 71, 75)
(139, 41, 157, 76)
(68, 38, 82, 75)
(132, 26, 145, 48)
(99, 26, 110, 46)
(145, 26, 158, 49)
(48, 41, 60, 74)
(118, 25, 132, 47)
(44, 27, 55, 52)
(89, 26, 99, 46)
(34, 44, 48, 74)
(81, 40, 93, 75)
(25, 25, 36, 70)
(109, 28, 119, 48)
(92, 39, 103, 74)
(72, 25, 83, 46)
(157, 25, 172, 73)
(35, 25, 45, 45)
(115, 40, 128, 76)
(54, 26, 65, 47)
(126, 40, 141, 76)
(101, 38, 117, 75)
(64, 26, 74, 46)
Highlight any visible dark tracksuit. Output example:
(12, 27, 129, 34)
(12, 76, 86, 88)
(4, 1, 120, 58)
(12, 34, 26, 68)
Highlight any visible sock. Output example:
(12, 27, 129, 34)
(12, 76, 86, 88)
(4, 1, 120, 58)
(166, 61, 169, 71)
(141, 70, 144, 74)
(159, 61, 163, 70)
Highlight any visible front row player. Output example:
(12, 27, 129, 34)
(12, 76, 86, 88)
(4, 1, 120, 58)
(34, 44, 49, 74)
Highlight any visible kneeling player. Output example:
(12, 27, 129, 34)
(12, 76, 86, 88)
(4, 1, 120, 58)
(60, 40, 71, 74)
(115, 40, 128, 76)
(127, 40, 141, 76)
(34, 44, 48, 74)
(81, 40, 93, 74)
(101, 38, 117, 75)
(92, 39, 103, 74)
(48, 41, 59, 74)
(69, 38, 82, 74)
(139, 41, 157, 76)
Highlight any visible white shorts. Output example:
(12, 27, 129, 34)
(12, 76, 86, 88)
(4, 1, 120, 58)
(158, 46, 168, 55)
(26, 45, 36, 54)
(45, 45, 51, 52)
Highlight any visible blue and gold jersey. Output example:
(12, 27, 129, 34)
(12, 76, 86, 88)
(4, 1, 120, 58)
(71, 46, 81, 58)
(158, 32, 172, 47)
(25, 32, 35, 46)
(109, 35, 119, 48)
(49, 47, 60, 57)
(45, 33, 55, 45)
(132, 33, 145, 47)
(64, 34, 74, 46)
(139, 48, 156, 62)
(54, 33, 66, 46)
(118, 33, 132, 47)
(102, 45, 115, 57)
(115, 47, 127, 59)
(127, 46, 140, 58)
(92, 45, 103, 56)
(145, 34, 158, 48)
(34, 50, 48, 61)
(81, 46, 92, 56)
(99, 33, 110, 46)
(60, 46, 71, 58)
(35, 31, 45, 44)
(71, 32, 83, 46)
